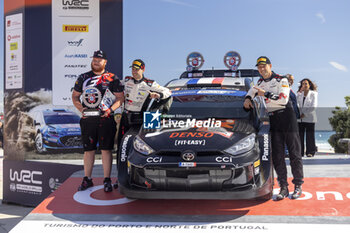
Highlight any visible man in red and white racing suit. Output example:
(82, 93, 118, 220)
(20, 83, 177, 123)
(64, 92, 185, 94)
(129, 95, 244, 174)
(244, 56, 303, 201)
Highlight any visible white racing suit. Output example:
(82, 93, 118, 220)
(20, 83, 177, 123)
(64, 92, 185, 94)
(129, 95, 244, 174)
(123, 76, 171, 112)
(245, 72, 290, 112)
(245, 72, 303, 187)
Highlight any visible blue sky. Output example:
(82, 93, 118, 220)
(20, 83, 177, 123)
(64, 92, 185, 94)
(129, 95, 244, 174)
(1, 0, 350, 108)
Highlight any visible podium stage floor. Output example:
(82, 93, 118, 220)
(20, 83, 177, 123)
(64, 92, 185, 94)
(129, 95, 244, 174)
(9, 154, 350, 233)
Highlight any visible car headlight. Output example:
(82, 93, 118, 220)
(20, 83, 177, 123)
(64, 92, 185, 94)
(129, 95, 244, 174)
(224, 133, 255, 155)
(133, 136, 155, 155)
(48, 127, 58, 135)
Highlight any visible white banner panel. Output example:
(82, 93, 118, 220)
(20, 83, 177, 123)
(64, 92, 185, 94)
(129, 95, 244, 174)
(52, 0, 100, 105)
(5, 13, 23, 90)
(10, 221, 350, 233)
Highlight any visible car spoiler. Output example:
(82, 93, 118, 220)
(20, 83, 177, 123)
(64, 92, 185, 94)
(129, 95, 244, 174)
(179, 69, 260, 79)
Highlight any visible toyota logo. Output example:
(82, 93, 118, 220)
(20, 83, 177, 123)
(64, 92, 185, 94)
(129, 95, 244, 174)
(181, 151, 195, 161)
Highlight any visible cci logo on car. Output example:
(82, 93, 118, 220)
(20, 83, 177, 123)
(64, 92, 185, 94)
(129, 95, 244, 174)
(181, 151, 196, 161)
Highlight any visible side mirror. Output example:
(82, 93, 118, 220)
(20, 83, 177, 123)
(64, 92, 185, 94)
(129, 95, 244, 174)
(146, 97, 173, 114)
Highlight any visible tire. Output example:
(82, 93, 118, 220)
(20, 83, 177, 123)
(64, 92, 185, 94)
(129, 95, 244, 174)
(35, 133, 47, 154)
(255, 192, 273, 201)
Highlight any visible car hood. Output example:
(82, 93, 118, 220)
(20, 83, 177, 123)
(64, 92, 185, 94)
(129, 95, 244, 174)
(140, 120, 255, 151)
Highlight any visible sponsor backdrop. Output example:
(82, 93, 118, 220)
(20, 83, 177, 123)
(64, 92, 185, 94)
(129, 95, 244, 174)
(52, 0, 100, 105)
(5, 13, 23, 89)
(3, 160, 83, 206)
(3, 0, 123, 206)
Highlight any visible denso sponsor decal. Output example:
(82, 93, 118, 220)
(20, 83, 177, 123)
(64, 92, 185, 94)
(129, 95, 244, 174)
(163, 118, 221, 128)
(175, 140, 206, 146)
(146, 157, 162, 163)
(120, 135, 132, 162)
(170, 132, 214, 138)
(262, 134, 269, 161)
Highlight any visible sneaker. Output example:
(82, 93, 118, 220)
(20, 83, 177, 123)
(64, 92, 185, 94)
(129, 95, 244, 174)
(103, 177, 113, 192)
(306, 154, 313, 157)
(275, 186, 289, 201)
(78, 176, 93, 191)
(291, 185, 302, 199)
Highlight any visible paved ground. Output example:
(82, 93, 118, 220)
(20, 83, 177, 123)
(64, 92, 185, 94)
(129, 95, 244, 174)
(1, 149, 350, 232)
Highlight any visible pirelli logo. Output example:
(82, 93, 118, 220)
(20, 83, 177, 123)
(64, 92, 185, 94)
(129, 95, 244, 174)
(62, 25, 89, 32)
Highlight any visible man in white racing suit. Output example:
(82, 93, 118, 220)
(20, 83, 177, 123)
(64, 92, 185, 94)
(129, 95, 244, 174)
(121, 59, 171, 130)
(243, 56, 303, 201)
(123, 59, 171, 113)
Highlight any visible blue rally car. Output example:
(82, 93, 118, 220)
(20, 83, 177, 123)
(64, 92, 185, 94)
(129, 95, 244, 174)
(117, 52, 274, 200)
(32, 108, 82, 153)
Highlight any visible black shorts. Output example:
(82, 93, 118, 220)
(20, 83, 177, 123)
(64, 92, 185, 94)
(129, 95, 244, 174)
(80, 116, 117, 151)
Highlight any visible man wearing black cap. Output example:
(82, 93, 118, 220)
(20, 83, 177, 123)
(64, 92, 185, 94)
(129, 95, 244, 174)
(72, 50, 124, 192)
(119, 59, 171, 132)
(243, 56, 304, 200)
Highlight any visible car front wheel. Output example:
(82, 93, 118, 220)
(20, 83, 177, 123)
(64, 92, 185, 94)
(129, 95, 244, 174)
(35, 133, 47, 154)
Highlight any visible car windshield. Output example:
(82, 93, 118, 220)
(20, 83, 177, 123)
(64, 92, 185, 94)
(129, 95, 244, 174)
(165, 93, 249, 119)
(44, 114, 80, 124)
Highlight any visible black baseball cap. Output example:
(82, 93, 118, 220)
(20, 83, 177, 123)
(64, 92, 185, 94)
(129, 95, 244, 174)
(92, 50, 107, 59)
(129, 59, 145, 70)
(256, 56, 271, 66)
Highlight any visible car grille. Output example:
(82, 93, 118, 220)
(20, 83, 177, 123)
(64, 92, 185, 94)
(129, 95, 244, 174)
(156, 151, 224, 156)
(60, 135, 83, 147)
(130, 166, 254, 191)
